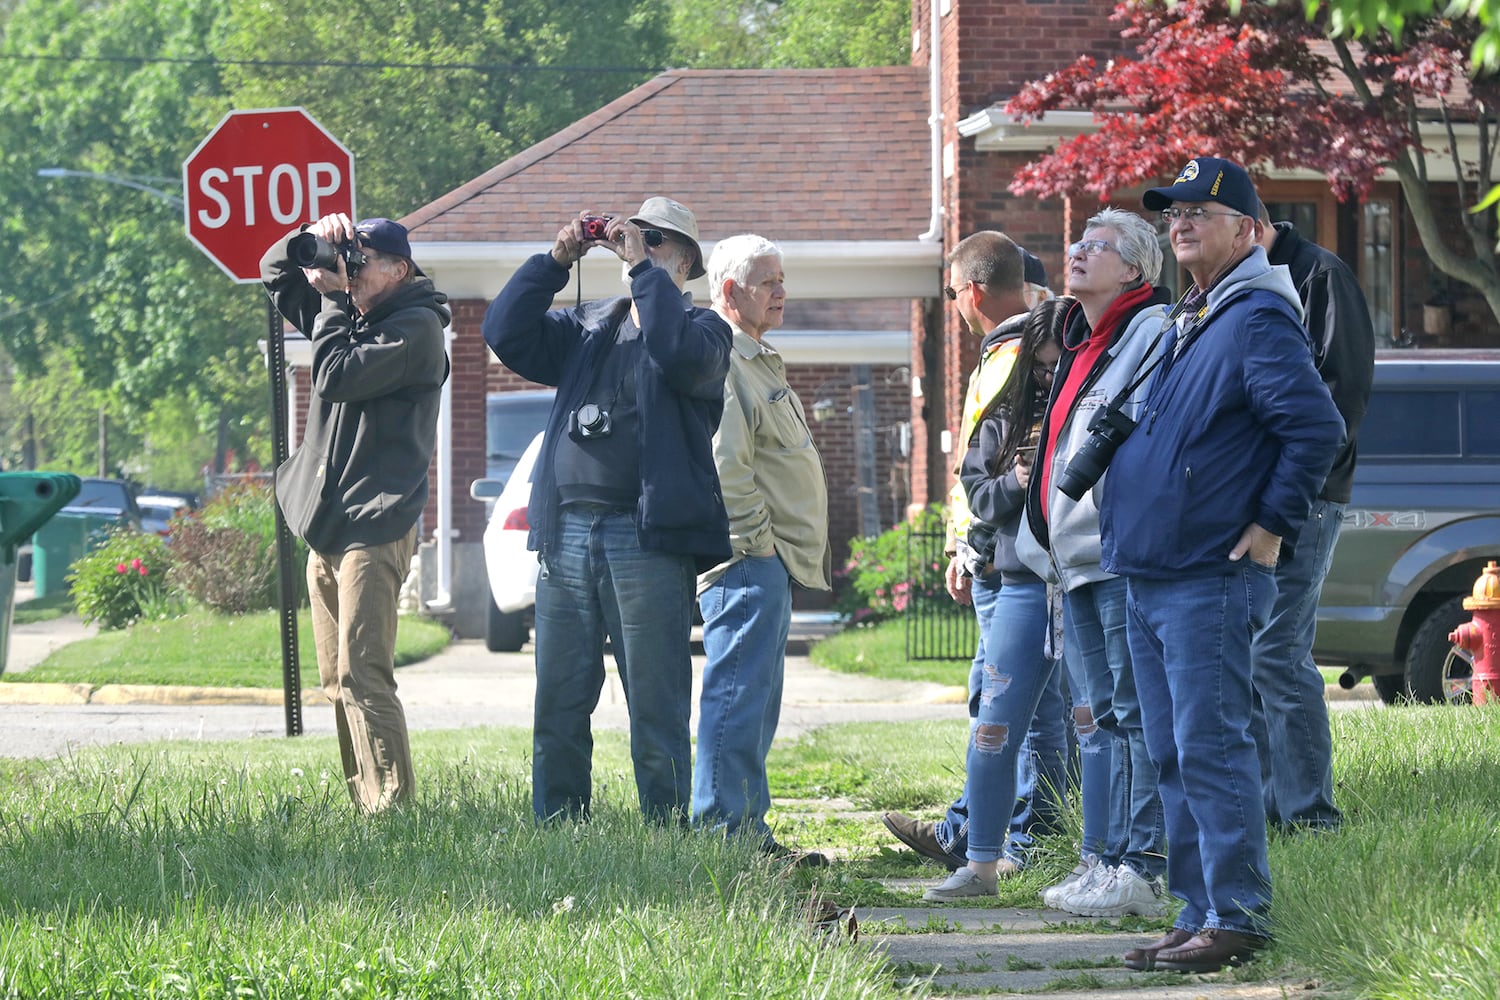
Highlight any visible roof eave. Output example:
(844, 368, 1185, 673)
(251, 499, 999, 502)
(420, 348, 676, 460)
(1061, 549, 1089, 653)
(409, 238, 945, 301)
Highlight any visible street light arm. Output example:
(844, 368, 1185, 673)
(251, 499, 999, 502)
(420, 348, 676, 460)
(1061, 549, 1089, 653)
(36, 167, 184, 210)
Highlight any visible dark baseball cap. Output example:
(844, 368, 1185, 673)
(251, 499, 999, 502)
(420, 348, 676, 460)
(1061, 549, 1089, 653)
(1020, 248, 1047, 288)
(1142, 157, 1259, 218)
(355, 218, 423, 275)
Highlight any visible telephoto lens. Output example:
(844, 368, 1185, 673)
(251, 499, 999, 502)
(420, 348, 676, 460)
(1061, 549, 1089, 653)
(288, 233, 340, 271)
(1055, 407, 1137, 501)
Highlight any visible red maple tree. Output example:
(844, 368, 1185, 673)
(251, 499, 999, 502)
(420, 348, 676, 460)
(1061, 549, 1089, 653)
(1005, 0, 1500, 326)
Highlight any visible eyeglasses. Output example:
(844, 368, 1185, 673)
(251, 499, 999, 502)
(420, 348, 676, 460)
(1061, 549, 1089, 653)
(1067, 239, 1118, 259)
(943, 281, 965, 301)
(1159, 206, 1245, 225)
(1033, 361, 1058, 379)
(640, 229, 667, 248)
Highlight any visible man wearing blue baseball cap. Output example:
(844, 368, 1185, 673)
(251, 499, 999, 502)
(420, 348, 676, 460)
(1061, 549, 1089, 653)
(262, 212, 451, 814)
(1095, 158, 1345, 973)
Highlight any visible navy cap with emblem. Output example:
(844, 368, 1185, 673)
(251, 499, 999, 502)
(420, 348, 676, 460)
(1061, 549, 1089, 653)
(1142, 157, 1259, 218)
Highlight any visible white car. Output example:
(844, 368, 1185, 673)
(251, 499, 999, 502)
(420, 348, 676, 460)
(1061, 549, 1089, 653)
(473, 431, 544, 652)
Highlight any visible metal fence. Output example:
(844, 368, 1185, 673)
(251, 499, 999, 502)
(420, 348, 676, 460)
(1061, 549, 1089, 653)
(903, 527, 978, 661)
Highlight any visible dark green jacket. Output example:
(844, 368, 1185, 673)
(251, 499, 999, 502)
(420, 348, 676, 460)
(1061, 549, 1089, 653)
(261, 231, 451, 554)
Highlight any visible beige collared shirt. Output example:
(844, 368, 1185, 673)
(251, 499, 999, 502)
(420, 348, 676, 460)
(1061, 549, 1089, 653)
(699, 324, 832, 592)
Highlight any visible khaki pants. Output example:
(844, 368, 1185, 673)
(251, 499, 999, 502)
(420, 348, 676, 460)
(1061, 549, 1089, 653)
(307, 525, 418, 813)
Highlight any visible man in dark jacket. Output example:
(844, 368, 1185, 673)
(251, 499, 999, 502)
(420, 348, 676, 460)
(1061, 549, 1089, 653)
(262, 214, 451, 815)
(482, 197, 732, 825)
(1101, 158, 1344, 974)
(1252, 207, 1376, 832)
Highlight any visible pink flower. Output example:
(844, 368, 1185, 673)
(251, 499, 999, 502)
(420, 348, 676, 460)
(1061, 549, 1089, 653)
(115, 563, 128, 574)
(138, 566, 148, 577)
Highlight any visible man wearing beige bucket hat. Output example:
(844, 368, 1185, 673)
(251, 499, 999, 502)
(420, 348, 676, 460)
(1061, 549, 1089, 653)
(483, 196, 732, 826)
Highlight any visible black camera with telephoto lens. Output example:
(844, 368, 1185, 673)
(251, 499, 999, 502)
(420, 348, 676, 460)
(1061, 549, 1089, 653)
(1055, 404, 1138, 501)
(568, 403, 613, 441)
(288, 232, 369, 280)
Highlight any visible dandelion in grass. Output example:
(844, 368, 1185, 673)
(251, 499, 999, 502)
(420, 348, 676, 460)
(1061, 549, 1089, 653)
(553, 896, 575, 914)
(290, 768, 304, 778)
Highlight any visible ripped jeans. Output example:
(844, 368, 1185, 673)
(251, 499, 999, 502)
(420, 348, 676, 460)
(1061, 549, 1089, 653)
(965, 577, 1056, 864)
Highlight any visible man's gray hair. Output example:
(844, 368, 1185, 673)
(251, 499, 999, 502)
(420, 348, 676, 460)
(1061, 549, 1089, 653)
(707, 234, 783, 306)
(1085, 208, 1162, 286)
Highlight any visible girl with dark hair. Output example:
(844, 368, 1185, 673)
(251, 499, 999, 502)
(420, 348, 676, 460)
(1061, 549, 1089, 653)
(923, 297, 1070, 900)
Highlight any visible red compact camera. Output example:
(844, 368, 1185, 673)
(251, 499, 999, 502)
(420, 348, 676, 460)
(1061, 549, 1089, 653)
(580, 215, 613, 241)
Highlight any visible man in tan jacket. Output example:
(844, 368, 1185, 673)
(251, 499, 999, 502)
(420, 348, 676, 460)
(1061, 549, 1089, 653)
(694, 234, 831, 862)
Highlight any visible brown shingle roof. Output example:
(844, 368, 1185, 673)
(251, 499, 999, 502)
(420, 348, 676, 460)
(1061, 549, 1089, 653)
(401, 67, 929, 244)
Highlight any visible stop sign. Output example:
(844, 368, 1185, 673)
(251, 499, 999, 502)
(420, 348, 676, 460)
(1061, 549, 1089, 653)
(183, 107, 355, 283)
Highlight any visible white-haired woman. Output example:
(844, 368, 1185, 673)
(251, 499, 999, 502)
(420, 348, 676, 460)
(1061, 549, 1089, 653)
(1018, 208, 1177, 939)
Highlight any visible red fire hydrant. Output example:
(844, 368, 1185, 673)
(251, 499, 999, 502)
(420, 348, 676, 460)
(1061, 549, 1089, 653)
(1449, 561, 1500, 705)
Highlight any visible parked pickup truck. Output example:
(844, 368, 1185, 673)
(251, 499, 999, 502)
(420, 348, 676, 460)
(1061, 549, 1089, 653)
(1314, 351, 1500, 704)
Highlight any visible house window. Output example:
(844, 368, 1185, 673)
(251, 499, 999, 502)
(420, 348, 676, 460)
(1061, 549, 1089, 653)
(1361, 199, 1396, 345)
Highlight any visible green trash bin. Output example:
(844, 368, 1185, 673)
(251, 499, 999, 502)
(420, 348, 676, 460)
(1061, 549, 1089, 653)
(32, 511, 114, 600)
(0, 545, 14, 674)
(0, 472, 82, 673)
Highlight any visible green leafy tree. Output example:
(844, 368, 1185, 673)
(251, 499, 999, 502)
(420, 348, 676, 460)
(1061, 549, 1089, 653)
(666, 0, 909, 69)
(0, 0, 267, 476)
(216, 0, 674, 218)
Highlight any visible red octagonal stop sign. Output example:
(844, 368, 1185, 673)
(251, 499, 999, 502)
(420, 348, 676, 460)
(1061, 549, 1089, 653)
(183, 107, 355, 283)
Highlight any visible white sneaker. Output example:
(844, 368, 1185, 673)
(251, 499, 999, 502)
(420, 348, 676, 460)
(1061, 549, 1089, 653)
(1060, 864, 1167, 918)
(922, 866, 998, 901)
(1040, 853, 1105, 910)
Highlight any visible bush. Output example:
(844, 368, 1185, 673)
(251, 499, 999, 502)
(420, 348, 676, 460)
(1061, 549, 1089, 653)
(835, 505, 949, 623)
(68, 528, 177, 629)
(169, 482, 294, 614)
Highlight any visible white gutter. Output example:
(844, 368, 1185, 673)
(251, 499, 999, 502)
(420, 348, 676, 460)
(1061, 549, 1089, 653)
(407, 239, 943, 301)
(426, 325, 456, 612)
(917, 0, 943, 242)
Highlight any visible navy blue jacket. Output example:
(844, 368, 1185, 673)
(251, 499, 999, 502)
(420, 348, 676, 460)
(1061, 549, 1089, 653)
(1100, 248, 1345, 579)
(482, 253, 733, 572)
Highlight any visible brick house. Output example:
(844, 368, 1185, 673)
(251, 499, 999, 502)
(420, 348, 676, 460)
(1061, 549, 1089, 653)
(298, 0, 1494, 635)
(385, 68, 937, 635)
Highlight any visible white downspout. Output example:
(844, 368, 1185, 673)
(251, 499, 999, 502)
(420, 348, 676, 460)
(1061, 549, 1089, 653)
(426, 326, 455, 610)
(917, 0, 944, 242)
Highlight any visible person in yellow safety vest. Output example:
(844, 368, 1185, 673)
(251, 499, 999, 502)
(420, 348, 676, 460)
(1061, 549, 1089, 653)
(882, 231, 1061, 869)
(944, 241, 1052, 603)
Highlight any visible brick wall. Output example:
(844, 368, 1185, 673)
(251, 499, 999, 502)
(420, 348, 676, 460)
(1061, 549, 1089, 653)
(908, 0, 1128, 514)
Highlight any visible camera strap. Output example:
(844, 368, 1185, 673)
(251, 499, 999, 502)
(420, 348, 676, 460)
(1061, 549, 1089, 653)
(1097, 293, 1210, 417)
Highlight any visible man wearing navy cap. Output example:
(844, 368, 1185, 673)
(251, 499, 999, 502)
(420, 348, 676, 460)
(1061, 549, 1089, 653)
(1096, 159, 1344, 972)
(262, 212, 451, 814)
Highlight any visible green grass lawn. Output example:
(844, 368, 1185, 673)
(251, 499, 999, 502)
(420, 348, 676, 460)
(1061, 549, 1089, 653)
(809, 617, 1372, 690)
(6, 608, 450, 688)
(808, 618, 969, 686)
(0, 731, 888, 998)
(0, 706, 1494, 996)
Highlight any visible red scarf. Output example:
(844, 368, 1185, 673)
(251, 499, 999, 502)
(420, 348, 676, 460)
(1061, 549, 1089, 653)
(1040, 283, 1156, 517)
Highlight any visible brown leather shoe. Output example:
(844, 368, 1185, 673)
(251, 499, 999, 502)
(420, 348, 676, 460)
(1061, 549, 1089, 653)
(1154, 928, 1268, 973)
(880, 811, 965, 870)
(1122, 928, 1195, 971)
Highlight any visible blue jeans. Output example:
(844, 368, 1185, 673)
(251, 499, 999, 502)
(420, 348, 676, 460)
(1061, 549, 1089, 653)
(1058, 626, 1111, 859)
(938, 572, 1068, 863)
(1250, 499, 1344, 830)
(531, 505, 696, 824)
(1064, 576, 1165, 878)
(693, 554, 793, 842)
(1127, 566, 1276, 936)
(966, 579, 1055, 862)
